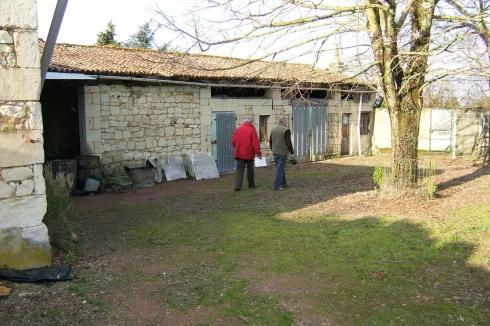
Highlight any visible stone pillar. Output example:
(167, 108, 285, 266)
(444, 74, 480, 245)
(0, 0, 52, 268)
(78, 86, 102, 156)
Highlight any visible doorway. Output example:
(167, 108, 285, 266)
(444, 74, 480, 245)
(292, 104, 327, 162)
(211, 112, 236, 172)
(341, 113, 350, 155)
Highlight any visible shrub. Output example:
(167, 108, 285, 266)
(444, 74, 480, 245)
(427, 182, 437, 199)
(373, 166, 385, 190)
(43, 163, 80, 263)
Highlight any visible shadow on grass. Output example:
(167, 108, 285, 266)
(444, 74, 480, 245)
(64, 159, 490, 325)
(114, 204, 490, 326)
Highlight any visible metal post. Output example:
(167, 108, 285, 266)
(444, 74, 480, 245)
(357, 94, 362, 156)
(41, 0, 69, 87)
(452, 115, 460, 159)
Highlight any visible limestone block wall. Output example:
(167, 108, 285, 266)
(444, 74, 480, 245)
(324, 92, 374, 155)
(200, 87, 292, 159)
(0, 0, 51, 268)
(78, 84, 201, 168)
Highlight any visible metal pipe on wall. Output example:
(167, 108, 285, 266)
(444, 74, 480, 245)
(89, 74, 378, 93)
(357, 94, 362, 156)
(41, 0, 69, 88)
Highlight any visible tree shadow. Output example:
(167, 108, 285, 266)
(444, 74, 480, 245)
(64, 161, 490, 325)
(437, 166, 490, 191)
(91, 210, 490, 325)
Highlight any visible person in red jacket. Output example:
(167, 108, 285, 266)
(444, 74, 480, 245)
(231, 116, 262, 191)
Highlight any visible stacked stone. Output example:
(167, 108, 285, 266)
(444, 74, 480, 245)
(98, 85, 201, 168)
(0, 0, 51, 268)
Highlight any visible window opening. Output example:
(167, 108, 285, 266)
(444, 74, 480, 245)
(259, 115, 269, 142)
(360, 112, 370, 135)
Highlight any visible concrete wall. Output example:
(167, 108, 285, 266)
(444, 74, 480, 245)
(373, 108, 482, 154)
(453, 111, 482, 154)
(0, 0, 52, 268)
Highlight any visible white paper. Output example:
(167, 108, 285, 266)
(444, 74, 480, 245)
(254, 157, 267, 167)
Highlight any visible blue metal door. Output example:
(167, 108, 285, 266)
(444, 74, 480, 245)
(212, 112, 236, 172)
(292, 104, 327, 161)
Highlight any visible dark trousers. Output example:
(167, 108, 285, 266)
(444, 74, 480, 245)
(235, 159, 255, 189)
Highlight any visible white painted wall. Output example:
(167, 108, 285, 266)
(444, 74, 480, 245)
(373, 108, 482, 154)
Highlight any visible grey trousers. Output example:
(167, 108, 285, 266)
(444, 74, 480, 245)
(235, 159, 255, 189)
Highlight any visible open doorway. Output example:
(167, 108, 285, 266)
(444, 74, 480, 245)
(41, 82, 80, 160)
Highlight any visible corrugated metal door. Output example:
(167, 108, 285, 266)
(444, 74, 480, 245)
(292, 105, 309, 161)
(430, 109, 452, 151)
(310, 105, 326, 161)
(212, 112, 236, 172)
(292, 104, 327, 161)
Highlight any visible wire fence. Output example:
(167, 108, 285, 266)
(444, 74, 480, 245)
(378, 158, 437, 198)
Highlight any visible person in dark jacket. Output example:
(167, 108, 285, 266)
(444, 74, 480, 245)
(269, 116, 295, 191)
(231, 116, 262, 191)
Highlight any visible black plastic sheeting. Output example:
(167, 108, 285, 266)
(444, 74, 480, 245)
(0, 266, 72, 286)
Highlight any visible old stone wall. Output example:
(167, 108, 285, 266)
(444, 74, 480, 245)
(77, 83, 375, 177)
(79, 84, 201, 168)
(0, 0, 51, 268)
(201, 88, 291, 159)
(319, 92, 374, 156)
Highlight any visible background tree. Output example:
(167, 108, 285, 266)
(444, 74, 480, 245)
(96, 21, 120, 46)
(156, 0, 469, 191)
(124, 22, 156, 49)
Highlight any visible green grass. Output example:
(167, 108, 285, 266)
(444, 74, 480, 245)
(69, 269, 99, 297)
(64, 157, 489, 325)
(110, 202, 490, 325)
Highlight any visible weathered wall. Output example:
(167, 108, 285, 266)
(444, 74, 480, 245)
(78, 83, 375, 176)
(78, 84, 201, 168)
(0, 0, 52, 268)
(326, 92, 374, 156)
(372, 108, 482, 154)
(201, 88, 291, 158)
(454, 111, 481, 154)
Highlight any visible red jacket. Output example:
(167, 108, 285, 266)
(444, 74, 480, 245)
(231, 122, 262, 160)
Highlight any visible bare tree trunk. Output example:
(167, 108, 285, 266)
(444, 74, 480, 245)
(389, 103, 422, 188)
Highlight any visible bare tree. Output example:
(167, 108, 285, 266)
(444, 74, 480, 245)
(436, 0, 490, 78)
(155, 0, 479, 190)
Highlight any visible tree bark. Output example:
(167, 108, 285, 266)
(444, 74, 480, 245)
(389, 102, 422, 188)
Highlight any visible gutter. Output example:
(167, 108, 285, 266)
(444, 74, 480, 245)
(88, 74, 378, 93)
(89, 75, 281, 89)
